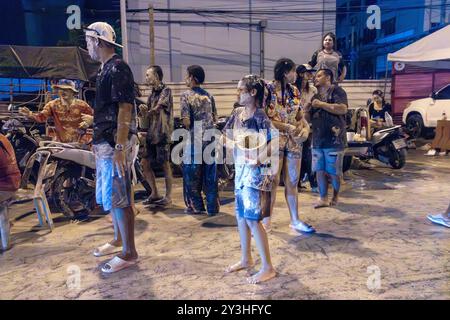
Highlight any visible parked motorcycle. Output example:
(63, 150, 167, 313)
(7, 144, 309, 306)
(343, 125, 408, 172)
(215, 116, 235, 189)
(22, 140, 96, 218)
(22, 137, 152, 218)
(137, 115, 235, 188)
(1, 118, 44, 184)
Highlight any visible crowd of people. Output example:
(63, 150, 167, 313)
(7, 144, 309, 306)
(0, 24, 351, 282)
(2, 22, 447, 284)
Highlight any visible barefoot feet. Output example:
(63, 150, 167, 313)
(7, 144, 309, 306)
(247, 268, 276, 284)
(224, 260, 254, 274)
(314, 198, 329, 209)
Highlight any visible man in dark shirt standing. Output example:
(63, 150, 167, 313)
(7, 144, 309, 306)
(305, 69, 348, 208)
(85, 22, 138, 273)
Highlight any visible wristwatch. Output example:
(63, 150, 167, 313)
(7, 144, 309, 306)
(115, 143, 124, 151)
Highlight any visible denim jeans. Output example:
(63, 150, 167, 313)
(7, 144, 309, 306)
(183, 161, 219, 214)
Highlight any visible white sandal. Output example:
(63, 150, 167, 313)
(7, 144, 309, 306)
(101, 256, 137, 273)
(93, 243, 121, 257)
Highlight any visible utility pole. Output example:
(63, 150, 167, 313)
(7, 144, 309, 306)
(351, 26, 354, 79)
(441, 0, 447, 24)
(148, 3, 155, 66)
(249, 0, 252, 74)
(321, 0, 325, 39)
(259, 20, 267, 78)
(120, 0, 129, 62)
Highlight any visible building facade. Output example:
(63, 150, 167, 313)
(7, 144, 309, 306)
(126, 0, 336, 83)
(2, 0, 337, 83)
(0, 0, 121, 47)
(336, 0, 450, 79)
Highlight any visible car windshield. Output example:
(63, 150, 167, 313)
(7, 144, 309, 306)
(436, 84, 450, 99)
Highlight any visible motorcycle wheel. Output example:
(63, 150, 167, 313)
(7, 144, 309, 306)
(171, 163, 183, 177)
(52, 169, 95, 218)
(405, 114, 424, 139)
(218, 163, 235, 191)
(388, 145, 406, 169)
(134, 161, 152, 196)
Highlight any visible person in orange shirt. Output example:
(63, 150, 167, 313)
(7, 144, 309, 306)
(19, 79, 93, 144)
(0, 133, 21, 251)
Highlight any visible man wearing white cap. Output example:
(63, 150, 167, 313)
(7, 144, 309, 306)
(85, 22, 139, 273)
(19, 79, 93, 143)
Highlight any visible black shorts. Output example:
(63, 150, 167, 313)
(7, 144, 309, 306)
(145, 141, 171, 165)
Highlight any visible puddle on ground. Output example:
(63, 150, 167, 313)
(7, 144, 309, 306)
(348, 178, 405, 190)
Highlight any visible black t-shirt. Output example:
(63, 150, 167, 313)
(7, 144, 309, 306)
(93, 54, 137, 147)
(310, 85, 348, 150)
(368, 102, 391, 121)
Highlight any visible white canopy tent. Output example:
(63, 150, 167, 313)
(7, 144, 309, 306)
(388, 24, 450, 69)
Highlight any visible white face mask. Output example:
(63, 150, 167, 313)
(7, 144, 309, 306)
(239, 92, 253, 105)
(86, 37, 100, 62)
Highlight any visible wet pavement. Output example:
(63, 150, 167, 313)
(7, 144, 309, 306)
(0, 147, 449, 299)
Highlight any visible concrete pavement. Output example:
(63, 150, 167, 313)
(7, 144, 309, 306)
(0, 149, 449, 299)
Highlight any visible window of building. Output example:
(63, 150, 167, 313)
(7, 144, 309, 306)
(349, 0, 361, 12)
(363, 28, 376, 44)
(336, 3, 348, 26)
(337, 37, 346, 50)
(337, 14, 346, 26)
(383, 17, 396, 36)
(431, 22, 441, 29)
(358, 59, 375, 79)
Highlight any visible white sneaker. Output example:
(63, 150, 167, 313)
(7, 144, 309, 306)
(425, 149, 437, 156)
(427, 214, 450, 228)
(290, 221, 316, 233)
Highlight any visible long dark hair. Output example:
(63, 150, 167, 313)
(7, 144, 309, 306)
(372, 89, 386, 105)
(241, 74, 266, 109)
(322, 32, 336, 51)
(274, 58, 296, 107)
(134, 82, 141, 97)
(295, 66, 310, 94)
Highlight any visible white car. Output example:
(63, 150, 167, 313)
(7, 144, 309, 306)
(402, 83, 450, 138)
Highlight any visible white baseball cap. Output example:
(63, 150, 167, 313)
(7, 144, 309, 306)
(84, 22, 123, 48)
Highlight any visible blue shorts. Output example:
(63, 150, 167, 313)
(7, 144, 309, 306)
(312, 148, 344, 176)
(235, 186, 263, 221)
(93, 140, 137, 212)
